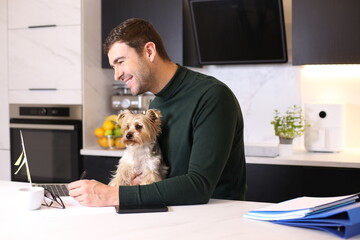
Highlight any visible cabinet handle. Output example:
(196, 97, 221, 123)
(28, 24, 57, 29)
(10, 123, 75, 131)
(29, 88, 57, 91)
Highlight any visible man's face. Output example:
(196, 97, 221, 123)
(108, 42, 152, 96)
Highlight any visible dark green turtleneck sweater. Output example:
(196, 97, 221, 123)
(119, 65, 246, 206)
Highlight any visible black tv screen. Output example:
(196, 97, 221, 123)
(189, 0, 288, 65)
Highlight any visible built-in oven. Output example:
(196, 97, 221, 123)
(10, 104, 82, 183)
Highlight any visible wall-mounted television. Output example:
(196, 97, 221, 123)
(189, 0, 288, 65)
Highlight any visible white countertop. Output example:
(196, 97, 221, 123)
(81, 145, 360, 168)
(1, 181, 357, 240)
(81, 145, 124, 157)
(246, 148, 360, 168)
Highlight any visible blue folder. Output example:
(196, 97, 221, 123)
(273, 202, 360, 239)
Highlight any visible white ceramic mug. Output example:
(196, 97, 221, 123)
(17, 186, 44, 210)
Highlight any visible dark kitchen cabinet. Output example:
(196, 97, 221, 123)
(82, 155, 119, 184)
(246, 163, 360, 203)
(101, 0, 200, 68)
(292, 0, 360, 65)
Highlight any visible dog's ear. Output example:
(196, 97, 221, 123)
(146, 109, 161, 122)
(117, 110, 130, 124)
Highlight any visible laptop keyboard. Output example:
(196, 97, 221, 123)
(34, 184, 69, 196)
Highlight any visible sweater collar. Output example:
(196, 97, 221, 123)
(155, 65, 187, 100)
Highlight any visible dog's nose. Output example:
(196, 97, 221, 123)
(126, 133, 133, 140)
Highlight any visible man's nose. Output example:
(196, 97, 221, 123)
(114, 67, 124, 81)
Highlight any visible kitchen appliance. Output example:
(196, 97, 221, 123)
(111, 84, 154, 113)
(189, 0, 287, 65)
(10, 104, 82, 183)
(304, 103, 345, 152)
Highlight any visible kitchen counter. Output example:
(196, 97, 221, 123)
(246, 148, 360, 168)
(81, 146, 124, 157)
(81, 145, 360, 168)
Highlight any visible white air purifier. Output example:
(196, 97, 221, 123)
(304, 103, 346, 152)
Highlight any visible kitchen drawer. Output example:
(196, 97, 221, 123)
(8, 0, 81, 29)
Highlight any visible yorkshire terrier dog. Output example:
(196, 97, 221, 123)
(109, 109, 168, 187)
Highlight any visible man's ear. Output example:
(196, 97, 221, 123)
(144, 42, 156, 62)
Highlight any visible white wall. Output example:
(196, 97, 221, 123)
(82, 0, 115, 148)
(0, 0, 11, 180)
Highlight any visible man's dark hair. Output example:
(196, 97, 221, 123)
(103, 18, 171, 61)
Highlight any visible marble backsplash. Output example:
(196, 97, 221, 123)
(192, 64, 302, 145)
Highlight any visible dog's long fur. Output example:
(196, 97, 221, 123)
(108, 109, 167, 187)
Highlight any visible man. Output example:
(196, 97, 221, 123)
(69, 18, 246, 207)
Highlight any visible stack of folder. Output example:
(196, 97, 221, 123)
(244, 193, 360, 239)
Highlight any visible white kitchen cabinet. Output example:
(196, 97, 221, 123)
(0, 150, 10, 181)
(7, 0, 82, 104)
(8, 0, 80, 29)
(8, 26, 81, 90)
(0, 0, 10, 150)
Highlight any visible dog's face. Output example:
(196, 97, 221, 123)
(117, 109, 161, 146)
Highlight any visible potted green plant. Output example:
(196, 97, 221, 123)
(271, 105, 310, 155)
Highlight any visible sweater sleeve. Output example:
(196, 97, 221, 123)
(119, 84, 242, 207)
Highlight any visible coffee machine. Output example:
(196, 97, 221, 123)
(111, 84, 155, 113)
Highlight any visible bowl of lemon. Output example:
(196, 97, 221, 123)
(94, 115, 126, 150)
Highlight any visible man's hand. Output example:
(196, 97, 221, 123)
(131, 172, 143, 186)
(68, 180, 119, 207)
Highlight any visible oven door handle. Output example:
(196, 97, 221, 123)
(10, 123, 75, 131)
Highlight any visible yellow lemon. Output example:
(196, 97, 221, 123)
(102, 120, 115, 131)
(97, 137, 108, 148)
(94, 127, 105, 137)
(97, 136, 115, 148)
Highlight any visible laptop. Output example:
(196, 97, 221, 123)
(32, 183, 69, 196)
(15, 131, 70, 196)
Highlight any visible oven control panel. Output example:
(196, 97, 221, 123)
(20, 107, 70, 117)
(10, 104, 82, 120)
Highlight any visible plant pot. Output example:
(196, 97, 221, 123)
(278, 137, 294, 156)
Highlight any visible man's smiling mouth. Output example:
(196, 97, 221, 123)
(123, 75, 133, 85)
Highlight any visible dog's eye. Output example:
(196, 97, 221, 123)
(135, 124, 143, 130)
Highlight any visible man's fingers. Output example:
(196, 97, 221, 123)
(68, 180, 84, 190)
